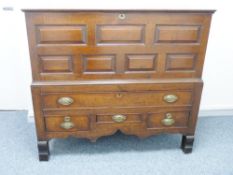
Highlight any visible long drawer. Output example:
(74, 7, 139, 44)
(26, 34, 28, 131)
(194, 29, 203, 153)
(42, 90, 192, 109)
(39, 81, 195, 110)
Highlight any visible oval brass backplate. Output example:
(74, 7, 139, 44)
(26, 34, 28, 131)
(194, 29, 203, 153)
(112, 114, 127, 123)
(57, 97, 74, 106)
(162, 113, 175, 126)
(60, 116, 74, 130)
(163, 94, 178, 103)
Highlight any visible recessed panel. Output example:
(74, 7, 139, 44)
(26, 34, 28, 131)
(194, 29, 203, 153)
(96, 25, 145, 44)
(155, 25, 201, 44)
(126, 54, 157, 71)
(37, 25, 87, 44)
(83, 55, 116, 73)
(166, 54, 196, 71)
(40, 56, 73, 73)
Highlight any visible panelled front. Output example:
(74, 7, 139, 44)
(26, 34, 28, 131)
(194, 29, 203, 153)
(25, 12, 212, 80)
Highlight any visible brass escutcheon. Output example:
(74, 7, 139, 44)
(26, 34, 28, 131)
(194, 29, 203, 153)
(116, 93, 123, 98)
(118, 13, 126, 20)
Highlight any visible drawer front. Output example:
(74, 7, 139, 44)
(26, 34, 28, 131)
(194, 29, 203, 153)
(96, 111, 189, 128)
(45, 115, 90, 132)
(146, 111, 189, 129)
(44, 110, 190, 132)
(25, 11, 213, 80)
(42, 91, 192, 109)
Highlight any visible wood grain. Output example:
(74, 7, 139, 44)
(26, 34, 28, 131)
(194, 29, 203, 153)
(24, 10, 214, 160)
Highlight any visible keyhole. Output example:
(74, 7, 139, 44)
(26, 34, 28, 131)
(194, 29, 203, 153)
(118, 13, 126, 20)
(116, 93, 123, 98)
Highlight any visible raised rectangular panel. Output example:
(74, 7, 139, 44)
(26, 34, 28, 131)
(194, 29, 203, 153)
(155, 25, 201, 44)
(96, 25, 145, 44)
(36, 25, 87, 44)
(166, 53, 197, 71)
(126, 54, 157, 71)
(40, 56, 73, 73)
(83, 55, 116, 73)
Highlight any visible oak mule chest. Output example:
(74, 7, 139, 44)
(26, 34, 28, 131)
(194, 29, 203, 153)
(23, 9, 214, 161)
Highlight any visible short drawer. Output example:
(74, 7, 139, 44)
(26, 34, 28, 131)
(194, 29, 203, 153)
(96, 113, 143, 124)
(45, 115, 90, 132)
(44, 113, 143, 132)
(44, 110, 190, 132)
(146, 111, 190, 129)
(96, 111, 190, 128)
(42, 91, 192, 109)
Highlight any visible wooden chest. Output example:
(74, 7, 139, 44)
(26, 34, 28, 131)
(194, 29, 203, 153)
(23, 9, 214, 161)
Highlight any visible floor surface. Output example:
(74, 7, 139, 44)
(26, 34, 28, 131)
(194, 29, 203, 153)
(0, 111, 233, 175)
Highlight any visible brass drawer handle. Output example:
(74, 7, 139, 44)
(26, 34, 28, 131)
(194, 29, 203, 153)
(60, 116, 74, 130)
(163, 94, 178, 103)
(57, 97, 74, 106)
(162, 113, 175, 126)
(118, 13, 126, 20)
(112, 114, 127, 123)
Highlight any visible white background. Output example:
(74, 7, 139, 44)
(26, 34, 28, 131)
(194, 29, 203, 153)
(0, 0, 233, 116)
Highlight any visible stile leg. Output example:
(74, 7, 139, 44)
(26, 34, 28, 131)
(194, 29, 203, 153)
(38, 140, 50, 161)
(181, 135, 194, 154)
